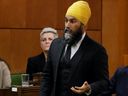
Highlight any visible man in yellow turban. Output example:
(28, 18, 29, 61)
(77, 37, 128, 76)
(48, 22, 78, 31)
(40, 1, 109, 96)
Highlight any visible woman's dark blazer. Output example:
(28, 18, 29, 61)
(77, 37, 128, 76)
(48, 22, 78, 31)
(26, 52, 46, 80)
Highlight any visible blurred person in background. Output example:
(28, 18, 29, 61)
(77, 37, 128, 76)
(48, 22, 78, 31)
(0, 58, 11, 88)
(26, 27, 58, 81)
(104, 66, 128, 96)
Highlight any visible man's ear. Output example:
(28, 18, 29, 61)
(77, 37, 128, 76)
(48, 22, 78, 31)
(80, 24, 86, 32)
(84, 24, 88, 30)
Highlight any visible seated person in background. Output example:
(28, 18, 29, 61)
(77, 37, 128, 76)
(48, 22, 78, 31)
(26, 27, 58, 81)
(103, 66, 128, 96)
(0, 58, 11, 88)
(108, 66, 128, 96)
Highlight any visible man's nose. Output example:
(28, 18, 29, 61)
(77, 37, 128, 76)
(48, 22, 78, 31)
(65, 21, 71, 28)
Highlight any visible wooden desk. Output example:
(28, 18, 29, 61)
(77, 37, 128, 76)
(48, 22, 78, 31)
(0, 88, 10, 96)
(0, 86, 40, 96)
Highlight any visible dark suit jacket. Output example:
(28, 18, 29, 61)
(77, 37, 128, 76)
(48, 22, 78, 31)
(26, 52, 46, 80)
(40, 35, 109, 96)
(108, 66, 128, 96)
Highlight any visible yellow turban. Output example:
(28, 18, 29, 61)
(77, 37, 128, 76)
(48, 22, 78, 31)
(65, 1, 91, 25)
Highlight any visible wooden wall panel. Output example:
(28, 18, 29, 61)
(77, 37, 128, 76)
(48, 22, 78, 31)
(10, 30, 41, 73)
(102, 0, 121, 77)
(0, 30, 12, 61)
(86, 0, 102, 30)
(87, 31, 101, 44)
(0, 30, 42, 73)
(26, 0, 58, 28)
(123, 55, 128, 66)
(0, 0, 26, 28)
(119, 0, 128, 55)
(0, 0, 58, 28)
(102, 0, 128, 77)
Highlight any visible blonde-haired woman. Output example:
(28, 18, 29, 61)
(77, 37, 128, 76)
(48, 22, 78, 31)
(0, 59, 11, 88)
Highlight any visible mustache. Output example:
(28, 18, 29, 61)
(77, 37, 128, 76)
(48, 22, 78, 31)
(64, 28, 70, 33)
(64, 28, 72, 41)
(64, 26, 83, 45)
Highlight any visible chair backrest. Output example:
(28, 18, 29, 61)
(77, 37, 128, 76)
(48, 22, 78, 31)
(11, 73, 22, 86)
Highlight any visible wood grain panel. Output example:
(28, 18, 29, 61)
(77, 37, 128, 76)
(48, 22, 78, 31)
(0, 0, 58, 28)
(118, 0, 128, 55)
(102, 0, 128, 77)
(87, 0, 102, 30)
(0, 0, 26, 28)
(26, 0, 57, 28)
(87, 31, 101, 44)
(0, 29, 42, 73)
(0, 30, 12, 63)
(123, 54, 128, 66)
(10, 30, 42, 73)
(102, 0, 120, 77)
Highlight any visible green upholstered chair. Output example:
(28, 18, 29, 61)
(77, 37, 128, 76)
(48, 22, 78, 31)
(11, 73, 22, 86)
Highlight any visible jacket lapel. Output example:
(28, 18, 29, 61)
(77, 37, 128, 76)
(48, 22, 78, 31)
(54, 38, 66, 79)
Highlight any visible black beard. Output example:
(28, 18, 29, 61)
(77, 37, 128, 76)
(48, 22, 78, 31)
(64, 26, 83, 46)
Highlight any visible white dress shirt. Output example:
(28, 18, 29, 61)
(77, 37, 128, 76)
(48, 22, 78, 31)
(64, 32, 86, 59)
